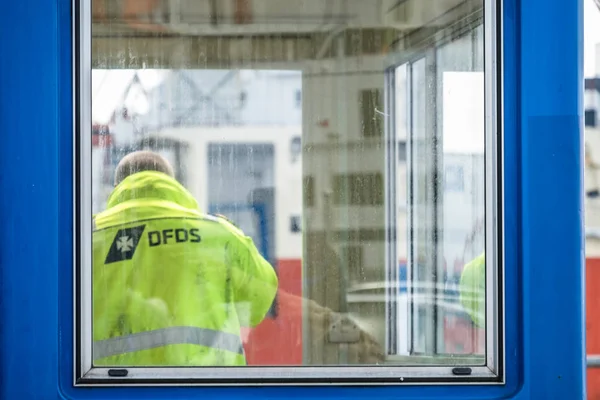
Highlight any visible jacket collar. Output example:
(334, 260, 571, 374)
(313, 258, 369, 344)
(106, 171, 199, 210)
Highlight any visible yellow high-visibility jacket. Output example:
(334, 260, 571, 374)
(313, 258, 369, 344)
(92, 171, 278, 366)
(458, 252, 485, 328)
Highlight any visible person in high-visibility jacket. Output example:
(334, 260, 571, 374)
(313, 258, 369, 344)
(92, 151, 278, 366)
(458, 252, 485, 328)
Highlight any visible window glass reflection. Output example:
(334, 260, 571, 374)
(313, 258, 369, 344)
(436, 31, 486, 355)
(90, 0, 487, 367)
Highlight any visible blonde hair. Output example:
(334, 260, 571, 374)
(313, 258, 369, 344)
(114, 150, 175, 186)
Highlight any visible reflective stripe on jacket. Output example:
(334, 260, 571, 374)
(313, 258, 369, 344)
(92, 171, 278, 366)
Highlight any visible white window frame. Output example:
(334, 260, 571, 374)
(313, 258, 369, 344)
(74, 0, 503, 386)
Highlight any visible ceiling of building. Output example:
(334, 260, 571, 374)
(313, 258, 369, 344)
(91, 0, 483, 69)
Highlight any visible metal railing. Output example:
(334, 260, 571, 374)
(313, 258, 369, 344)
(588, 355, 600, 368)
(377, 355, 600, 367)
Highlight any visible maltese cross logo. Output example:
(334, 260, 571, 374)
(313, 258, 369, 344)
(116, 236, 134, 253)
(104, 225, 146, 264)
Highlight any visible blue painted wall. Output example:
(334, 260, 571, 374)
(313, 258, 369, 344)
(519, 0, 586, 395)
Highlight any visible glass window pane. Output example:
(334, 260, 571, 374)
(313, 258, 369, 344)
(84, 0, 494, 380)
(391, 21, 488, 363)
(436, 30, 486, 357)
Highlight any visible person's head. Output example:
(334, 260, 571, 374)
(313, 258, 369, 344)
(114, 150, 175, 186)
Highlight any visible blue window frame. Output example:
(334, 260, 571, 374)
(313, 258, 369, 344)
(0, 0, 585, 398)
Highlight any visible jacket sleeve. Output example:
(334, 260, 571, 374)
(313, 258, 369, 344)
(459, 252, 486, 328)
(229, 233, 279, 328)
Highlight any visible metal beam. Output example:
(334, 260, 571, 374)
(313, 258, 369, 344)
(91, 29, 399, 69)
(92, 35, 315, 69)
(588, 355, 600, 368)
